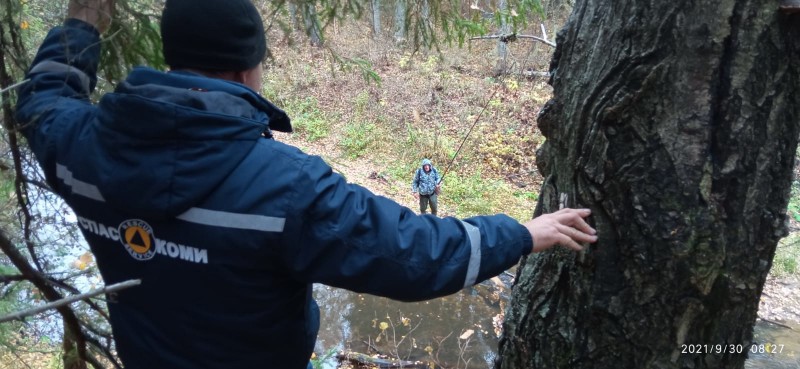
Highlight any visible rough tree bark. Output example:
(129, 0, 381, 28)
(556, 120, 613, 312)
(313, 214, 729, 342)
(497, 1, 800, 368)
(302, 2, 322, 47)
(495, 0, 509, 75)
(371, 0, 382, 38)
(421, 0, 430, 23)
(394, 0, 407, 43)
(287, 2, 300, 31)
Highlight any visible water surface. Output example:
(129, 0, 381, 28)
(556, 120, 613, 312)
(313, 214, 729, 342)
(314, 282, 800, 368)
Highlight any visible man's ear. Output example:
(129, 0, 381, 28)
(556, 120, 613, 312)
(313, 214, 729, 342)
(235, 67, 263, 91)
(232, 70, 248, 85)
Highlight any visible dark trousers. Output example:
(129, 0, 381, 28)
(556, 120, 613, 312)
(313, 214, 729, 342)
(419, 193, 438, 216)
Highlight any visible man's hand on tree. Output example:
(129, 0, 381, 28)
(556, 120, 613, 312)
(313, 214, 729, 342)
(523, 208, 598, 253)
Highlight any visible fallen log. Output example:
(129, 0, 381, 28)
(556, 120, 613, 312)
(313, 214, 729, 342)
(336, 351, 429, 368)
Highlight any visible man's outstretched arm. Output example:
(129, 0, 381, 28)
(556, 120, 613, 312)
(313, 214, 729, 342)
(280, 155, 599, 301)
(14, 1, 115, 178)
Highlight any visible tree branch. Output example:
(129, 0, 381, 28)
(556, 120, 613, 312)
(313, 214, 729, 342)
(0, 279, 141, 324)
(84, 334, 124, 369)
(0, 228, 91, 366)
(515, 34, 556, 47)
(0, 274, 27, 283)
(46, 271, 113, 322)
(521, 70, 551, 78)
(0, 41, 41, 274)
(0, 79, 29, 98)
(469, 33, 556, 47)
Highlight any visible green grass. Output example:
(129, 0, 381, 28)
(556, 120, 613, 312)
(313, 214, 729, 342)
(442, 170, 536, 220)
(310, 348, 337, 369)
(773, 234, 800, 276)
(776, 175, 800, 276)
(513, 190, 539, 202)
(284, 97, 330, 142)
(340, 120, 377, 159)
(787, 180, 800, 222)
(444, 171, 503, 216)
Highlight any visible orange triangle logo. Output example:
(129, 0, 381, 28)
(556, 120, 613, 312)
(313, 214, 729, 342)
(129, 230, 147, 248)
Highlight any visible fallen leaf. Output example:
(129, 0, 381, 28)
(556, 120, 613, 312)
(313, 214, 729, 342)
(79, 252, 93, 264)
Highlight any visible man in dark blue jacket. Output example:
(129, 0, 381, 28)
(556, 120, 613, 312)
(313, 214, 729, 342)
(14, 0, 597, 368)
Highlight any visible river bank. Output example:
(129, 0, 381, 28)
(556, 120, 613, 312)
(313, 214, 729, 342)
(758, 274, 800, 325)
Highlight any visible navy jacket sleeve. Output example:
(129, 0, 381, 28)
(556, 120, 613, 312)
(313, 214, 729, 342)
(282, 155, 532, 302)
(15, 19, 101, 184)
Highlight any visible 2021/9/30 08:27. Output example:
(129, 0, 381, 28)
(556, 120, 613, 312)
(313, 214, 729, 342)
(680, 344, 785, 354)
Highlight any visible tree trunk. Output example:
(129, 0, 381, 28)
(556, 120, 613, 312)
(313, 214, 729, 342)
(302, 2, 322, 47)
(497, 1, 800, 368)
(495, 0, 510, 75)
(394, 0, 407, 44)
(371, 0, 382, 38)
(287, 2, 300, 31)
(421, 0, 431, 24)
(62, 322, 87, 369)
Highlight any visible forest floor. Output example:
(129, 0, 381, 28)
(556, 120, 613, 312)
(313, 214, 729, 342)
(759, 219, 800, 325)
(759, 202, 800, 324)
(759, 274, 800, 324)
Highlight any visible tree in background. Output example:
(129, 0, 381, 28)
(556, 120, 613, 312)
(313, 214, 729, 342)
(394, 0, 407, 43)
(286, 2, 302, 31)
(371, 0, 382, 37)
(497, 1, 800, 368)
(301, 1, 324, 46)
(495, 0, 509, 75)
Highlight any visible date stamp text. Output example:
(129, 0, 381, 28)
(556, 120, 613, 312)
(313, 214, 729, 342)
(680, 343, 785, 355)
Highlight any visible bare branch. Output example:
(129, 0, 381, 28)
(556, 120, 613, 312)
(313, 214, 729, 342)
(0, 227, 90, 363)
(540, 23, 548, 42)
(0, 274, 27, 283)
(470, 32, 556, 47)
(49, 274, 113, 322)
(470, 34, 510, 41)
(521, 70, 551, 78)
(516, 34, 556, 47)
(0, 279, 141, 323)
(0, 79, 29, 97)
(84, 334, 123, 369)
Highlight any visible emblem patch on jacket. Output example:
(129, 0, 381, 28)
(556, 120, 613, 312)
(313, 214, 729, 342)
(119, 219, 157, 261)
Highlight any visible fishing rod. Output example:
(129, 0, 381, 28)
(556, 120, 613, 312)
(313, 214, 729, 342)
(437, 87, 500, 184)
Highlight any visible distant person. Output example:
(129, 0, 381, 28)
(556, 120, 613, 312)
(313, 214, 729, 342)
(15, 0, 599, 368)
(411, 158, 441, 216)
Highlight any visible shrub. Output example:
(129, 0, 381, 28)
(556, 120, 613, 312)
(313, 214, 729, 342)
(286, 97, 330, 142)
(340, 120, 377, 159)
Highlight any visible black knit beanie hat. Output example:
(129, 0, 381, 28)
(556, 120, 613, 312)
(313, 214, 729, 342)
(161, 0, 267, 71)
